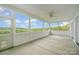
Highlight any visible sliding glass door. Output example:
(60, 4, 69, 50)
(0, 18, 13, 50)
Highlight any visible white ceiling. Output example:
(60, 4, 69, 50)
(1, 4, 79, 22)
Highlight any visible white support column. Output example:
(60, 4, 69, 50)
(28, 16, 31, 32)
(74, 14, 78, 43)
(11, 11, 16, 47)
(48, 23, 51, 31)
(48, 23, 52, 35)
(42, 21, 45, 31)
(70, 20, 75, 39)
(69, 21, 71, 39)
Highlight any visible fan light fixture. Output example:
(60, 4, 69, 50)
(49, 10, 53, 18)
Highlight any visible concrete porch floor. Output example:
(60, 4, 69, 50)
(0, 35, 79, 55)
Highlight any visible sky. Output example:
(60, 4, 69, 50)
(0, 7, 44, 28)
(0, 7, 69, 29)
(16, 13, 44, 28)
(51, 22, 69, 27)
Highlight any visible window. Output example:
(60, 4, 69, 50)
(16, 13, 29, 33)
(51, 21, 70, 31)
(31, 18, 44, 32)
(0, 7, 12, 17)
(44, 22, 49, 31)
(50, 22, 59, 30)
(58, 22, 70, 31)
(0, 19, 11, 34)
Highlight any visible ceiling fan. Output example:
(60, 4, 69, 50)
(49, 9, 55, 18)
(49, 10, 53, 18)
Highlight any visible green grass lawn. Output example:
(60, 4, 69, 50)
(51, 24, 70, 31)
(16, 28, 30, 33)
(0, 25, 69, 34)
(0, 28, 11, 34)
(0, 28, 46, 34)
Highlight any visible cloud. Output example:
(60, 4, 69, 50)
(0, 7, 4, 12)
(24, 20, 29, 24)
(3, 20, 10, 24)
(24, 18, 38, 24)
(3, 20, 11, 26)
(31, 23, 38, 26)
(20, 25, 25, 28)
(0, 7, 10, 16)
(60, 22, 69, 26)
(4, 12, 10, 16)
(30, 18, 38, 23)
(16, 19, 21, 23)
(63, 22, 69, 25)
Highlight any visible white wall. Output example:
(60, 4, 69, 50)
(51, 30, 70, 37)
(0, 31, 49, 50)
(14, 31, 49, 46)
(0, 34, 13, 50)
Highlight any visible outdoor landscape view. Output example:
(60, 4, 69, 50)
(0, 7, 70, 34)
(0, 19, 70, 34)
(50, 22, 70, 31)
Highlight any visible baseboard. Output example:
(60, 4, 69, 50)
(14, 34, 50, 47)
(0, 47, 14, 52)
